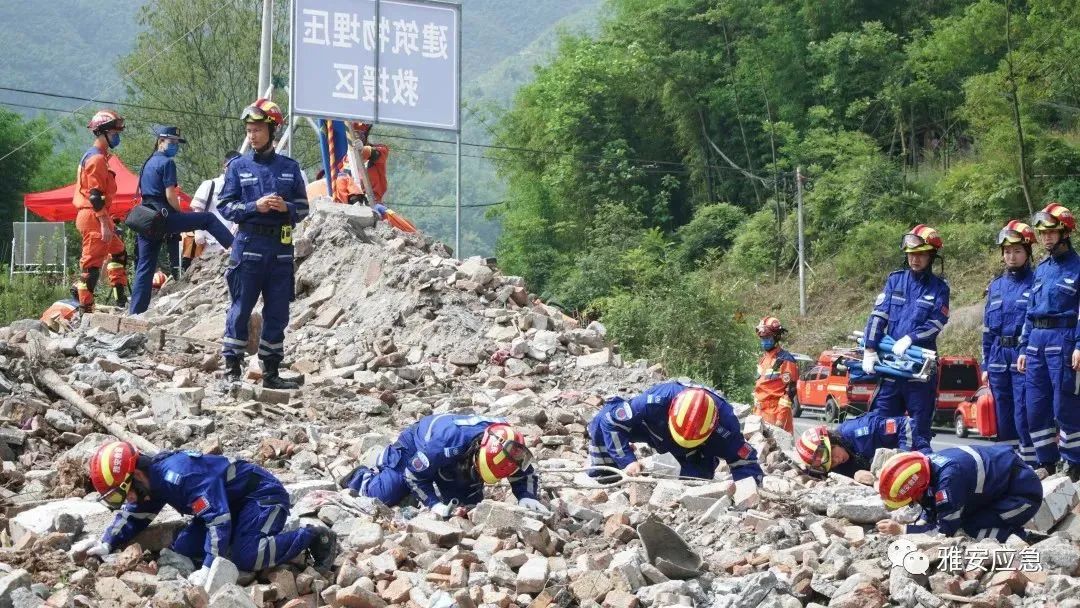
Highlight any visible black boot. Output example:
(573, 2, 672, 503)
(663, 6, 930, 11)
(1066, 463, 1080, 483)
(111, 284, 128, 308)
(262, 359, 300, 390)
(224, 356, 244, 383)
(307, 527, 338, 571)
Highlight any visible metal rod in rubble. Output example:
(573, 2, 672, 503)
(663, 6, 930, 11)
(796, 166, 806, 316)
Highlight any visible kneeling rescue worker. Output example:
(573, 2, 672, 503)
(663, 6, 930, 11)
(72, 109, 130, 311)
(587, 380, 764, 483)
(340, 414, 550, 518)
(85, 441, 336, 579)
(794, 414, 930, 477)
(862, 224, 950, 450)
(875, 446, 1041, 542)
(753, 316, 798, 433)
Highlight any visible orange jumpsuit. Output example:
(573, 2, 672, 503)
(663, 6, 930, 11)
(333, 173, 363, 204)
(72, 145, 128, 310)
(754, 348, 799, 432)
(360, 144, 389, 203)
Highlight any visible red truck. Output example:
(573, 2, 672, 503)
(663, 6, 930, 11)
(795, 350, 982, 424)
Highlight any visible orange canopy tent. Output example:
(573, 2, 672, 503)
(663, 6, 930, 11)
(22, 154, 191, 222)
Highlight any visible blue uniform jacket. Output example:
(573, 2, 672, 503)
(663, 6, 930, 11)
(101, 452, 287, 566)
(1019, 246, 1080, 349)
(139, 151, 177, 200)
(588, 381, 763, 482)
(218, 150, 309, 227)
(907, 446, 1026, 536)
(389, 414, 540, 508)
(865, 269, 951, 351)
(983, 267, 1033, 368)
(831, 414, 929, 478)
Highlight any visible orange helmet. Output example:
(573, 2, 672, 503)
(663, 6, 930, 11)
(1033, 202, 1076, 233)
(755, 316, 785, 338)
(88, 109, 125, 134)
(88, 441, 139, 509)
(997, 220, 1035, 247)
(795, 425, 832, 473)
(241, 98, 284, 127)
(475, 424, 533, 484)
(668, 388, 719, 448)
(901, 224, 943, 253)
(878, 451, 932, 509)
(152, 270, 169, 290)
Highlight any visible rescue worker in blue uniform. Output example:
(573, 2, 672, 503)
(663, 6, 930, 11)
(983, 220, 1037, 465)
(1017, 202, 1080, 480)
(129, 125, 234, 314)
(862, 225, 950, 450)
(217, 100, 309, 390)
(793, 414, 931, 478)
(587, 380, 764, 483)
(85, 441, 336, 579)
(340, 414, 550, 518)
(876, 447, 1042, 542)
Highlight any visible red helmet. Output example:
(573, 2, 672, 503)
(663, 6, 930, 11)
(475, 424, 532, 484)
(878, 451, 931, 509)
(974, 385, 994, 412)
(88, 109, 125, 134)
(755, 316, 785, 338)
(794, 425, 832, 473)
(1033, 202, 1076, 234)
(901, 224, 943, 253)
(241, 98, 284, 127)
(668, 388, 719, 448)
(88, 441, 139, 509)
(997, 220, 1035, 247)
(152, 270, 169, 290)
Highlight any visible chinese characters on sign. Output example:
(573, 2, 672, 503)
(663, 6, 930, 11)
(292, 0, 459, 130)
(936, 546, 1041, 573)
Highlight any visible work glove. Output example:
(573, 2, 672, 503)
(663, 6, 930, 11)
(187, 565, 211, 588)
(85, 541, 111, 558)
(518, 498, 552, 516)
(430, 502, 455, 519)
(891, 335, 913, 357)
(862, 350, 879, 376)
(373, 203, 388, 219)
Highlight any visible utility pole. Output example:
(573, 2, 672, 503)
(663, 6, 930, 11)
(796, 167, 806, 316)
(258, 0, 273, 99)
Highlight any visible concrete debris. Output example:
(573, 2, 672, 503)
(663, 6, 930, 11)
(0, 208, 1073, 608)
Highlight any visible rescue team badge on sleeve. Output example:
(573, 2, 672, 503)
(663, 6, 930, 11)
(613, 403, 633, 422)
(410, 452, 430, 472)
(935, 490, 949, 505)
(737, 443, 752, 459)
(885, 419, 898, 435)
(191, 496, 210, 515)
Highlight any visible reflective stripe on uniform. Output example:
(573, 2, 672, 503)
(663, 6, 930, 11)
(1000, 503, 1034, 521)
(958, 446, 986, 494)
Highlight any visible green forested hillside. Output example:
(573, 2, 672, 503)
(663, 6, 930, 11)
(494, 0, 1080, 398)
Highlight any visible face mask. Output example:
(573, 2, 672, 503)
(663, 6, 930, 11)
(163, 142, 179, 157)
(107, 132, 121, 148)
(760, 338, 775, 351)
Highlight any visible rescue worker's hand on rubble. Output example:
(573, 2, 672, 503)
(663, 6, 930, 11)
(862, 350, 879, 375)
(430, 502, 455, 519)
(891, 335, 913, 357)
(876, 519, 903, 535)
(1016, 354, 1026, 373)
(518, 498, 551, 516)
(85, 541, 111, 558)
(624, 461, 643, 477)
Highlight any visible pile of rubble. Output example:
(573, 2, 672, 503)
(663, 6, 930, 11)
(1, 202, 1079, 608)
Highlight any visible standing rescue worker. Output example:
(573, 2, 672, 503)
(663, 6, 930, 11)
(129, 126, 235, 315)
(794, 415, 930, 478)
(875, 447, 1041, 542)
(84, 441, 337, 578)
(340, 414, 550, 518)
(862, 225, 950, 449)
(218, 100, 309, 390)
(72, 109, 130, 311)
(587, 380, 764, 483)
(753, 316, 798, 432)
(1017, 202, 1080, 480)
(982, 220, 1036, 465)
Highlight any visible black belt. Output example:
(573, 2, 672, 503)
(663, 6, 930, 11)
(998, 336, 1020, 347)
(239, 223, 287, 238)
(1032, 317, 1077, 329)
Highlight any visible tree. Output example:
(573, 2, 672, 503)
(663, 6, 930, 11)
(0, 109, 53, 254)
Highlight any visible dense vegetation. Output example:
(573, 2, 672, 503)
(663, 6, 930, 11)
(494, 0, 1080, 399)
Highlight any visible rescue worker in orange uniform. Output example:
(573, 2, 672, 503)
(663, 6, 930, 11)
(72, 109, 130, 311)
(332, 169, 364, 204)
(753, 316, 799, 432)
(351, 123, 391, 216)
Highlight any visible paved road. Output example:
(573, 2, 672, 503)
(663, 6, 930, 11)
(792, 413, 994, 451)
